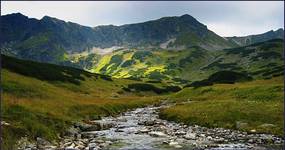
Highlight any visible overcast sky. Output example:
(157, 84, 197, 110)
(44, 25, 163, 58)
(1, 1, 284, 37)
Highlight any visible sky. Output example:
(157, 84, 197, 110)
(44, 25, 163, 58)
(1, 1, 284, 37)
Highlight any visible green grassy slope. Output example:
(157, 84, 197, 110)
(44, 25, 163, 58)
(1, 55, 175, 149)
(81, 39, 283, 85)
(159, 77, 284, 136)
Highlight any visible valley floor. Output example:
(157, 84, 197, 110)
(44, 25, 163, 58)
(1, 55, 284, 150)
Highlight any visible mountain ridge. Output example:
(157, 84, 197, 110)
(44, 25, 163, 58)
(1, 13, 234, 50)
(226, 28, 284, 46)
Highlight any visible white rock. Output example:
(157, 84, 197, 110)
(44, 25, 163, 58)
(96, 139, 104, 143)
(175, 131, 186, 135)
(88, 143, 97, 148)
(75, 145, 85, 149)
(1, 121, 10, 126)
(65, 143, 76, 149)
(149, 131, 167, 137)
(64, 142, 72, 147)
(184, 133, 196, 140)
(45, 145, 57, 149)
(174, 145, 183, 148)
(139, 128, 150, 133)
(169, 141, 182, 148)
(169, 141, 179, 146)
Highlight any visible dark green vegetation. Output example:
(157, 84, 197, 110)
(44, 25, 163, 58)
(1, 55, 167, 149)
(123, 83, 181, 94)
(160, 77, 284, 137)
(187, 71, 252, 87)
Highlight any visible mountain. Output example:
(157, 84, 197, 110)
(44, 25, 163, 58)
(1, 13, 283, 84)
(92, 14, 235, 50)
(1, 13, 235, 64)
(226, 28, 284, 46)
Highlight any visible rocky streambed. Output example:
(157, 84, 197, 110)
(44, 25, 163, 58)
(19, 105, 283, 150)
